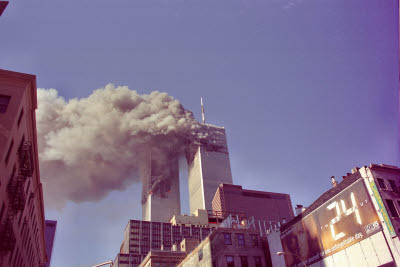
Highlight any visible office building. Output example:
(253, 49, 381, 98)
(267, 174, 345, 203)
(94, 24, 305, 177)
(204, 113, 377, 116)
(113, 219, 213, 266)
(212, 184, 295, 224)
(141, 151, 180, 222)
(0, 69, 47, 267)
(186, 123, 233, 214)
(44, 220, 57, 267)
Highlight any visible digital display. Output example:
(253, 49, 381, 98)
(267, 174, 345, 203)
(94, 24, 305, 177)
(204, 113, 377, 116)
(280, 179, 382, 267)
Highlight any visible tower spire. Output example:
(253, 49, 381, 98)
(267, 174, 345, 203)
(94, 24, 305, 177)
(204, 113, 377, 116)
(201, 97, 205, 123)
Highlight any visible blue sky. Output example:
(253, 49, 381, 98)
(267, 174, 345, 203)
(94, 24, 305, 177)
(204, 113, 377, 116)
(1, 0, 399, 266)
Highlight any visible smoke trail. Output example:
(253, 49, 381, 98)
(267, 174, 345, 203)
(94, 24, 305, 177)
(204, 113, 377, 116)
(37, 84, 200, 208)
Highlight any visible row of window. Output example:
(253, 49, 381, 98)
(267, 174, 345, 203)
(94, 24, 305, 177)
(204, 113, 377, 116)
(225, 255, 261, 267)
(223, 233, 259, 247)
(377, 178, 398, 191)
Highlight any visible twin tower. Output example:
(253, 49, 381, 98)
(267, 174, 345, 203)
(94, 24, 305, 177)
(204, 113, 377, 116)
(141, 123, 233, 222)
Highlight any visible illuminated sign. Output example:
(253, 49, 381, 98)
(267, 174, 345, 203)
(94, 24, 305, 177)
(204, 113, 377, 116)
(280, 179, 381, 267)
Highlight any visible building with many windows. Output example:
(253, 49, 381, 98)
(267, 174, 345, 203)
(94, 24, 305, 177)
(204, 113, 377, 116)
(112, 220, 213, 267)
(178, 227, 267, 267)
(0, 69, 47, 267)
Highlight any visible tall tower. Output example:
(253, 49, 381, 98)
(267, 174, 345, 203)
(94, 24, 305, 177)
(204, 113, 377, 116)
(141, 148, 180, 222)
(186, 123, 233, 214)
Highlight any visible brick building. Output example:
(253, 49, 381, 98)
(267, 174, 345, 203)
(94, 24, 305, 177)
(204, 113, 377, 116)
(0, 69, 47, 267)
(212, 184, 294, 224)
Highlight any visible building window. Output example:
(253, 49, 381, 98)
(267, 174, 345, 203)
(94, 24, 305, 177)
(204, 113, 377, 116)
(237, 233, 245, 246)
(240, 256, 248, 267)
(224, 233, 232, 245)
(388, 180, 397, 190)
(198, 248, 203, 261)
(386, 199, 399, 218)
(0, 95, 11, 113)
(377, 178, 387, 189)
(251, 234, 259, 247)
(226, 256, 234, 267)
(254, 256, 262, 267)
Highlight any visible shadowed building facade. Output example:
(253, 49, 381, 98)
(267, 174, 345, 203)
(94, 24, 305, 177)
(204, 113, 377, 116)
(44, 220, 57, 267)
(186, 123, 233, 214)
(212, 184, 295, 224)
(0, 70, 47, 267)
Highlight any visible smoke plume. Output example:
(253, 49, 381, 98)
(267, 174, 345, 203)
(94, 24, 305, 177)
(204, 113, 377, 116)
(37, 84, 201, 208)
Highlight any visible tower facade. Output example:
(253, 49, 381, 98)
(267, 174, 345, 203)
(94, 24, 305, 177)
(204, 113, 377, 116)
(186, 124, 233, 214)
(141, 150, 180, 222)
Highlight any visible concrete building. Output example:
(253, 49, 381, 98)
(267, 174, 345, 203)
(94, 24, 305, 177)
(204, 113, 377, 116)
(178, 227, 267, 267)
(44, 220, 57, 267)
(276, 164, 400, 267)
(0, 69, 47, 267)
(212, 184, 295, 225)
(186, 123, 233, 214)
(138, 250, 187, 267)
(141, 152, 180, 223)
(114, 219, 213, 266)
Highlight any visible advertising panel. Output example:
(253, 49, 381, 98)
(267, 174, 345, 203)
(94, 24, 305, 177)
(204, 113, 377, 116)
(281, 179, 382, 267)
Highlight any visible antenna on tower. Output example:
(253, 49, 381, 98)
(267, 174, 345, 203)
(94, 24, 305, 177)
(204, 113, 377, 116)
(201, 97, 205, 123)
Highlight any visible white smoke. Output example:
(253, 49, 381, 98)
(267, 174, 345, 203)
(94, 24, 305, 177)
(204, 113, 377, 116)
(37, 84, 200, 209)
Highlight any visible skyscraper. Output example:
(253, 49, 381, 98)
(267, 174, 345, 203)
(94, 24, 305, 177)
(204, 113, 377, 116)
(141, 149, 180, 222)
(186, 123, 233, 214)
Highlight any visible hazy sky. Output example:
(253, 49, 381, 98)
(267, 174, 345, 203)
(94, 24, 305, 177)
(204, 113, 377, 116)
(1, 0, 399, 266)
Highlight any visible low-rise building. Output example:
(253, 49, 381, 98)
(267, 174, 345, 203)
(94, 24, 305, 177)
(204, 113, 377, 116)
(178, 228, 267, 267)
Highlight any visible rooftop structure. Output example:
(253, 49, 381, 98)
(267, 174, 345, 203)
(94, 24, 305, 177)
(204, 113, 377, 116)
(137, 250, 187, 267)
(0, 69, 47, 267)
(169, 209, 209, 228)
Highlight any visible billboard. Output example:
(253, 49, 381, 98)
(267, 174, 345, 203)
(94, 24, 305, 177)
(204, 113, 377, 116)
(280, 179, 382, 267)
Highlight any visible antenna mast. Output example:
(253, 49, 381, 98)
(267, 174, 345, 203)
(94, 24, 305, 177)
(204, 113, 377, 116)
(201, 97, 205, 123)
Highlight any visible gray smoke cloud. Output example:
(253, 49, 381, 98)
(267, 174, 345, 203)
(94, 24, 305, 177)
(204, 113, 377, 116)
(37, 84, 201, 209)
